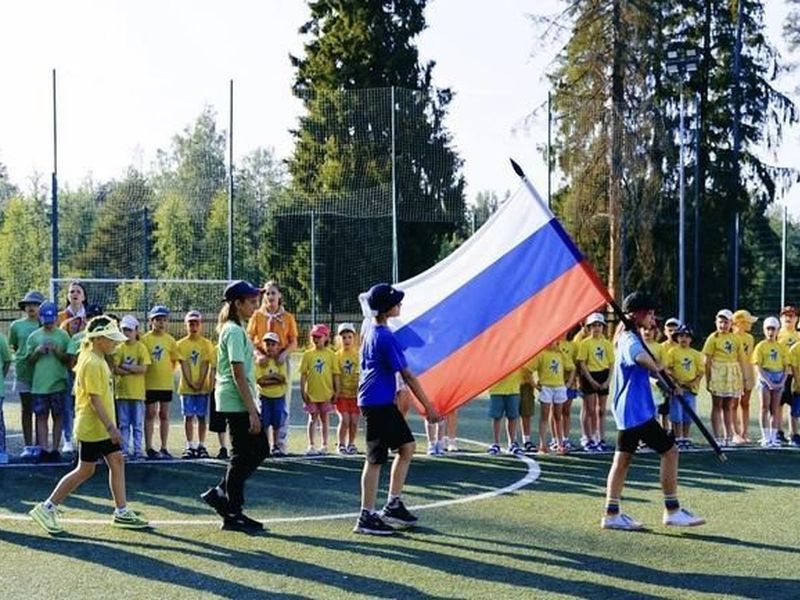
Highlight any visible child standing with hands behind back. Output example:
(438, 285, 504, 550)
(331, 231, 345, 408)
(300, 324, 340, 455)
(753, 317, 789, 447)
(255, 332, 288, 454)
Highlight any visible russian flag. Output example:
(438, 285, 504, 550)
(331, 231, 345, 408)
(387, 173, 611, 415)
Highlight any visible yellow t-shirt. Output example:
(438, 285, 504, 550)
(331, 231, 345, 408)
(789, 344, 800, 392)
(141, 331, 180, 391)
(778, 327, 800, 351)
(646, 340, 664, 365)
(299, 348, 339, 403)
(489, 364, 532, 395)
(661, 339, 679, 354)
(113, 341, 151, 401)
(530, 349, 574, 387)
(336, 347, 360, 397)
(736, 332, 756, 357)
(255, 358, 288, 398)
(752, 340, 789, 372)
(576, 336, 614, 371)
(74, 350, 115, 442)
(702, 331, 744, 363)
(177, 335, 215, 394)
(665, 346, 704, 393)
(205, 342, 218, 391)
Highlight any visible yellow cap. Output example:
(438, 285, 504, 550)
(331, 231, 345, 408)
(732, 309, 758, 324)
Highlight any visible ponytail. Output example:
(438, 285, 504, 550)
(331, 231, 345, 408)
(217, 300, 241, 334)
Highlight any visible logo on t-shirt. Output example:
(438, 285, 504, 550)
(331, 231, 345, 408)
(594, 346, 605, 361)
(343, 359, 354, 374)
(190, 349, 200, 366)
(152, 345, 164, 361)
(681, 357, 692, 372)
(123, 356, 135, 367)
(549, 359, 560, 375)
(723, 340, 733, 354)
(769, 348, 779, 363)
(314, 358, 325, 374)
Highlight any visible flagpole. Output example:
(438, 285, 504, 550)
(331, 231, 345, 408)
(509, 159, 726, 462)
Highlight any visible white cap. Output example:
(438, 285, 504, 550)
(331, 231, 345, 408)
(763, 316, 781, 330)
(120, 315, 140, 330)
(337, 322, 356, 335)
(585, 312, 606, 326)
(664, 317, 682, 328)
(263, 332, 280, 344)
(716, 309, 733, 321)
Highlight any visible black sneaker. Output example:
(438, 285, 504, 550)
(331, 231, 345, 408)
(181, 447, 197, 460)
(380, 500, 418, 528)
(523, 441, 536, 453)
(217, 447, 229, 460)
(146, 448, 160, 461)
(159, 448, 173, 460)
(196, 446, 210, 459)
(353, 510, 395, 535)
(221, 512, 263, 532)
(777, 430, 788, 444)
(200, 487, 230, 518)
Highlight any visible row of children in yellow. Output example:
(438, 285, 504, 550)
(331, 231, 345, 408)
(487, 306, 800, 455)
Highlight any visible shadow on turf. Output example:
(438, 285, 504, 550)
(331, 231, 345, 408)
(428, 531, 800, 598)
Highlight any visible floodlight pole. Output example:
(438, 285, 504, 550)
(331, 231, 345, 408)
(310, 209, 317, 324)
(678, 80, 686, 324)
(390, 86, 399, 283)
(51, 68, 59, 298)
(782, 203, 788, 308)
(227, 79, 234, 281)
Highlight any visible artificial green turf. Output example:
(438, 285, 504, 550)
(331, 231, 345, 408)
(2, 385, 799, 598)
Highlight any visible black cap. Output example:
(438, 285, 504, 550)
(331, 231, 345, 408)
(223, 280, 263, 301)
(86, 303, 104, 318)
(671, 324, 694, 341)
(622, 291, 656, 313)
(366, 283, 405, 314)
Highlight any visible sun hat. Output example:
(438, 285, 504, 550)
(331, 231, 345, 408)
(732, 309, 758, 324)
(18, 290, 45, 309)
(85, 317, 127, 342)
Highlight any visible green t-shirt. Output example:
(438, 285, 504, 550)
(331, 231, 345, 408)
(215, 321, 255, 413)
(26, 327, 71, 394)
(9, 317, 40, 384)
(0, 334, 12, 394)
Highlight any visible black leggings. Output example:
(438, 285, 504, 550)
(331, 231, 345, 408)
(217, 412, 269, 513)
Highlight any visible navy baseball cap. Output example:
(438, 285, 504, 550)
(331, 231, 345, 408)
(223, 280, 263, 301)
(39, 301, 58, 324)
(18, 290, 45, 309)
(86, 303, 104, 318)
(366, 283, 405, 314)
(148, 305, 170, 319)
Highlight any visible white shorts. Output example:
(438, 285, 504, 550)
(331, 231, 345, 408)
(539, 386, 567, 405)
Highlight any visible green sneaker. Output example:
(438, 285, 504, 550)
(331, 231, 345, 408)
(29, 504, 63, 535)
(112, 508, 150, 530)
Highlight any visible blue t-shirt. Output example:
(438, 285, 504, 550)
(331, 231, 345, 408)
(358, 323, 408, 407)
(611, 331, 655, 430)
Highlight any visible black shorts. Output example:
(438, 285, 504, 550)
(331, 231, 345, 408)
(617, 418, 675, 455)
(362, 404, 415, 465)
(208, 390, 227, 433)
(146, 390, 173, 405)
(781, 375, 794, 406)
(78, 439, 122, 462)
(581, 369, 610, 395)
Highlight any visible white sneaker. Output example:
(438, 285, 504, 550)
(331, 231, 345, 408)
(20, 446, 35, 460)
(601, 513, 644, 531)
(427, 443, 436, 455)
(435, 441, 445, 456)
(759, 438, 770, 448)
(446, 441, 459, 452)
(663, 507, 706, 527)
(305, 446, 319, 456)
(318, 446, 328, 455)
(61, 441, 74, 454)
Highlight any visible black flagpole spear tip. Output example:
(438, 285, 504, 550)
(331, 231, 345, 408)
(509, 158, 526, 179)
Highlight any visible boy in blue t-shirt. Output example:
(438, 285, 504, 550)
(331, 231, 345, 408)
(353, 283, 440, 536)
(602, 292, 705, 532)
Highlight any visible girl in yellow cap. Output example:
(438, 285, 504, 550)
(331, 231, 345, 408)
(731, 309, 757, 443)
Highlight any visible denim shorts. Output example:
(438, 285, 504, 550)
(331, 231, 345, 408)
(180, 394, 208, 417)
(669, 392, 697, 425)
(488, 394, 520, 420)
(260, 396, 286, 430)
(757, 369, 785, 392)
(32, 393, 66, 417)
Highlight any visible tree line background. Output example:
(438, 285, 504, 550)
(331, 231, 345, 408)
(0, 0, 799, 335)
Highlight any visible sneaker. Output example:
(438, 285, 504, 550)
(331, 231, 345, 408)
(601, 512, 644, 531)
(487, 443, 501, 456)
(427, 442, 437, 456)
(220, 512, 263, 532)
(196, 446, 210, 459)
(446, 441, 459, 452)
(0, 452, 9, 464)
(508, 442, 523, 455)
(346, 444, 358, 455)
(435, 441, 446, 456)
(597, 440, 610, 452)
(791, 434, 800, 448)
(337, 444, 348, 455)
(663, 507, 706, 527)
(306, 446, 319, 456)
(20, 446, 36, 461)
(760, 437, 771, 448)
(43, 450, 61, 463)
(131, 453, 145, 462)
(537, 445, 549, 455)
(556, 443, 568, 455)
(146, 448, 160, 461)
(29, 504, 63, 534)
(769, 438, 782, 448)
(563, 439, 574, 451)
(159, 449, 173, 460)
(270, 446, 283, 457)
(181, 447, 197, 460)
(353, 510, 395, 535)
(777, 430, 788, 444)
(217, 447, 230, 460)
(200, 487, 230, 518)
(61, 441, 74, 454)
(381, 500, 418, 528)
(318, 446, 328, 455)
(548, 440, 558, 451)
(113, 508, 150, 530)
(581, 438, 595, 452)
(523, 441, 536, 453)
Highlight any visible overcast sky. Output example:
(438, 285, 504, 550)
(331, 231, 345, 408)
(1, 1, 797, 209)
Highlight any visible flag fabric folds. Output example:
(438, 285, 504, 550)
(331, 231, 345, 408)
(388, 178, 611, 416)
